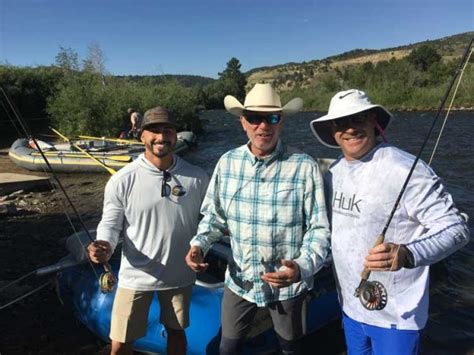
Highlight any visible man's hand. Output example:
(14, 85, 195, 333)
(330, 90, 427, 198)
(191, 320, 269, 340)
(364, 243, 412, 271)
(87, 240, 112, 264)
(260, 259, 301, 288)
(185, 246, 209, 272)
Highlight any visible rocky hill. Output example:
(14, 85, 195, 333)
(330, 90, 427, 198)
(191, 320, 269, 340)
(245, 32, 473, 92)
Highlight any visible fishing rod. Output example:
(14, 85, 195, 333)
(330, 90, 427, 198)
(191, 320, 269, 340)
(355, 38, 474, 311)
(0, 86, 116, 293)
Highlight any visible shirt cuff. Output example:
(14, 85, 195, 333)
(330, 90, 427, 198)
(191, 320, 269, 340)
(403, 244, 416, 268)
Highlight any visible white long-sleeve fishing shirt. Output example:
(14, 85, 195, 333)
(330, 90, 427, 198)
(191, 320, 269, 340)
(96, 154, 209, 290)
(326, 144, 469, 330)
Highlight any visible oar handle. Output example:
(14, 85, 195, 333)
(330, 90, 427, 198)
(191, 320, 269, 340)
(50, 127, 69, 142)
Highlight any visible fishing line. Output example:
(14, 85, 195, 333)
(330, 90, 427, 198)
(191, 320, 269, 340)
(0, 90, 101, 293)
(355, 38, 474, 311)
(0, 97, 23, 138)
(0, 86, 115, 293)
(0, 279, 54, 311)
(428, 48, 473, 165)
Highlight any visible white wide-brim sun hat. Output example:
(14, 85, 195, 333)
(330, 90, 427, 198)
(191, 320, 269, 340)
(310, 89, 392, 148)
(224, 83, 303, 116)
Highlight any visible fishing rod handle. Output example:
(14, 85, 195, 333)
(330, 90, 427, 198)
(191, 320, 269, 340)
(103, 262, 114, 275)
(360, 234, 386, 280)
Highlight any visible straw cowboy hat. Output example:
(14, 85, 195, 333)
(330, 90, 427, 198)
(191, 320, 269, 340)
(224, 83, 303, 116)
(310, 89, 392, 148)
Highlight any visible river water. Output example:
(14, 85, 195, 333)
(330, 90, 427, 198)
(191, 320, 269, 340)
(185, 110, 474, 354)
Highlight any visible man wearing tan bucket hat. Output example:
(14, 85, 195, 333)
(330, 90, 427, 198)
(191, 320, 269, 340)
(311, 89, 469, 354)
(186, 83, 331, 354)
(88, 106, 209, 355)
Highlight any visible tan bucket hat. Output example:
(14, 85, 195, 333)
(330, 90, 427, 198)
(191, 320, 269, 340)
(310, 89, 392, 148)
(224, 83, 303, 116)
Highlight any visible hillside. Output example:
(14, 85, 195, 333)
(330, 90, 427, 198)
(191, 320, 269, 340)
(245, 31, 473, 92)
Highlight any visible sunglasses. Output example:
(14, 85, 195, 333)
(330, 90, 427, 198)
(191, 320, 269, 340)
(332, 114, 368, 129)
(243, 113, 282, 125)
(161, 170, 172, 197)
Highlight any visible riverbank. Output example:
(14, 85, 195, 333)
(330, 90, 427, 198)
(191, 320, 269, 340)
(0, 153, 113, 354)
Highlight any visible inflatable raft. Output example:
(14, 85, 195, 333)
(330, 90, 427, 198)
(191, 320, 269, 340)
(47, 231, 340, 354)
(8, 131, 196, 173)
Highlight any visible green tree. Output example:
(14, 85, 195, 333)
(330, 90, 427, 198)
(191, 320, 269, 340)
(408, 45, 442, 71)
(55, 46, 80, 73)
(218, 57, 247, 102)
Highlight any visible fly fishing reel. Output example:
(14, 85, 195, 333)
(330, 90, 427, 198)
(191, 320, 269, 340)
(355, 280, 387, 311)
(99, 263, 116, 293)
(355, 234, 388, 311)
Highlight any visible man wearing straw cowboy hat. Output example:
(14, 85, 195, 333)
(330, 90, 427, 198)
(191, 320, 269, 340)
(186, 83, 331, 354)
(310, 89, 469, 354)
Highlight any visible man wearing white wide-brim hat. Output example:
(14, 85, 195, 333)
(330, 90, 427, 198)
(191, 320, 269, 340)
(186, 83, 331, 354)
(311, 89, 469, 355)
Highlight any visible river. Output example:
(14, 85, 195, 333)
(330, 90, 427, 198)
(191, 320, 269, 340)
(186, 110, 474, 354)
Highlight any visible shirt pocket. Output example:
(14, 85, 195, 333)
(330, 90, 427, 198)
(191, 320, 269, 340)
(269, 183, 299, 226)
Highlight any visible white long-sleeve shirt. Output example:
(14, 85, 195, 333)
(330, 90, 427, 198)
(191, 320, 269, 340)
(96, 154, 209, 290)
(326, 144, 469, 330)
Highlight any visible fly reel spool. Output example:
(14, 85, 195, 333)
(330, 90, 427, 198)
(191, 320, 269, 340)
(356, 280, 387, 311)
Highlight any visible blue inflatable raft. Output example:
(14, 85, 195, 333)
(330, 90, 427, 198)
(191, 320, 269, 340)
(48, 233, 340, 354)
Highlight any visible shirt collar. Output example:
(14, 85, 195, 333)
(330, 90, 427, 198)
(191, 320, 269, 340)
(140, 153, 178, 173)
(244, 140, 284, 166)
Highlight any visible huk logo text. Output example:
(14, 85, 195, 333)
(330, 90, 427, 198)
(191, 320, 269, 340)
(333, 191, 362, 213)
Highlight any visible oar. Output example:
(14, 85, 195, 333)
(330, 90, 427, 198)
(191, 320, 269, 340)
(78, 135, 144, 145)
(31, 151, 132, 162)
(50, 127, 117, 175)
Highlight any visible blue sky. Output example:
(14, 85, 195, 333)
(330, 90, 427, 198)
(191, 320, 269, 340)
(0, 0, 472, 78)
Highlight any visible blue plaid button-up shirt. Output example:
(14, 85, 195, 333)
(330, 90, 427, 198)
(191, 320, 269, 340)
(191, 140, 330, 306)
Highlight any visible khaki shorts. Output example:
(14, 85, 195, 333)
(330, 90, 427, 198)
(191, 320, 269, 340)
(110, 285, 193, 343)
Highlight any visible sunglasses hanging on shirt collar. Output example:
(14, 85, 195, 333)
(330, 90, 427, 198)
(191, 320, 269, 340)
(161, 170, 171, 197)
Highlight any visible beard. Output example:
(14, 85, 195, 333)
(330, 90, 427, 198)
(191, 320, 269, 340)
(146, 140, 175, 158)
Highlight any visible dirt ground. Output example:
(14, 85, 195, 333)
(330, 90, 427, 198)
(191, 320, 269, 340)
(0, 152, 114, 355)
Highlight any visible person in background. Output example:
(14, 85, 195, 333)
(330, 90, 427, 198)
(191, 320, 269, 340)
(128, 107, 143, 139)
(310, 89, 470, 355)
(88, 106, 209, 355)
(186, 83, 331, 355)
